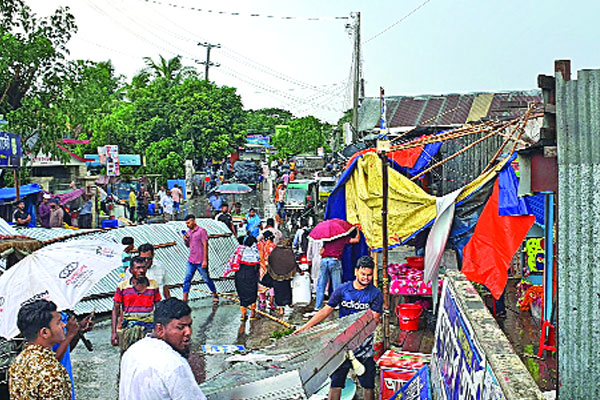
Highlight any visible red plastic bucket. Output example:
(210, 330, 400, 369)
(395, 304, 423, 331)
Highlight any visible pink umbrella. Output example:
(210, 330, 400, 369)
(309, 218, 357, 242)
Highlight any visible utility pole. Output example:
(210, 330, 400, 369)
(197, 42, 221, 81)
(351, 11, 361, 142)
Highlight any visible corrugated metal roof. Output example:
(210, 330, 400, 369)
(17, 221, 238, 314)
(358, 90, 542, 132)
(0, 218, 17, 236)
(556, 67, 600, 399)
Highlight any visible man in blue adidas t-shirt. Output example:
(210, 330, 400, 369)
(296, 256, 383, 400)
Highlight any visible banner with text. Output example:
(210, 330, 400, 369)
(430, 281, 505, 400)
(0, 132, 22, 168)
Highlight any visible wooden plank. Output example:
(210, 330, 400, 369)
(395, 330, 409, 348)
(418, 330, 435, 354)
(401, 330, 423, 353)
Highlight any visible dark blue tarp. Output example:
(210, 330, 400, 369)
(0, 183, 42, 202)
(0, 184, 42, 227)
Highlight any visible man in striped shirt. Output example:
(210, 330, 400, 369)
(111, 256, 161, 354)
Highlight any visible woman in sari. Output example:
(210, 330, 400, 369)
(257, 230, 277, 311)
(227, 236, 260, 320)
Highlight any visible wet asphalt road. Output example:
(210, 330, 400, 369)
(71, 298, 247, 400)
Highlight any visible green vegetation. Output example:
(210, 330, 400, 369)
(1, 2, 334, 185)
(523, 344, 540, 381)
(270, 327, 295, 339)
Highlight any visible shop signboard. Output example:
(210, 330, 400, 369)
(430, 281, 505, 400)
(85, 154, 140, 167)
(0, 132, 22, 168)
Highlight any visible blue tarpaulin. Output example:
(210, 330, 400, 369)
(0, 183, 42, 202)
(0, 184, 42, 227)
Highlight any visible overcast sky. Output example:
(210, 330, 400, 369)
(26, 0, 600, 123)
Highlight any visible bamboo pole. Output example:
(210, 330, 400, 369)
(192, 288, 295, 329)
(372, 251, 378, 288)
(379, 151, 390, 351)
(410, 128, 502, 181)
(482, 105, 535, 174)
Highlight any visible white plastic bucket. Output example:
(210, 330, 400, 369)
(292, 273, 312, 306)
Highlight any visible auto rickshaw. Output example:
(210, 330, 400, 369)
(284, 180, 318, 230)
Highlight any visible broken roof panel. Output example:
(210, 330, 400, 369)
(16, 220, 238, 314)
(359, 90, 542, 132)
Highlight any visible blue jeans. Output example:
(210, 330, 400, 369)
(277, 202, 286, 220)
(183, 261, 217, 294)
(315, 257, 342, 309)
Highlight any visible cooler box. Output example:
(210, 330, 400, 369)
(377, 350, 430, 400)
(101, 219, 119, 229)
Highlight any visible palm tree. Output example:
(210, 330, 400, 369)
(142, 55, 195, 84)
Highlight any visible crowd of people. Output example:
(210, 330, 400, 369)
(12, 192, 94, 229)
(6, 200, 385, 400)
(5, 156, 386, 400)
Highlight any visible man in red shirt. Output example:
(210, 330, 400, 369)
(182, 214, 218, 304)
(314, 228, 361, 310)
(111, 256, 161, 354)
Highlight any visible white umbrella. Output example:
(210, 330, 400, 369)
(0, 239, 124, 339)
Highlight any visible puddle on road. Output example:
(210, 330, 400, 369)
(71, 298, 247, 400)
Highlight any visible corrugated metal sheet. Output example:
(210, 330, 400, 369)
(17, 221, 238, 314)
(0, 218, 17, 236)
(466, 93, 494, 122)
(556, 68, 600, 399)
(357, 90, 542, 132)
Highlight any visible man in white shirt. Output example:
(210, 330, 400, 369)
(119, 298, 206, 400)
(161, 190, 175, 221)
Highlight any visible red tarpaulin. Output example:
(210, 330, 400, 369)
(461, 179, 535, 299)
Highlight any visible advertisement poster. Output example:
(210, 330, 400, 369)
(98, 145, 120, 176)
(430, 281, 505, 400)
(0, 132, 22, 168)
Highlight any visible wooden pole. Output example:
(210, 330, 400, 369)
(482, 105, 534, 174)
(192, 288, 295, 329)
(13, 170, 19, 201)
(379, 151, 390, 351)
(372, 251, 378, 288)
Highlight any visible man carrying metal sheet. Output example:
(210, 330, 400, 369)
(296, 256, 383, 400)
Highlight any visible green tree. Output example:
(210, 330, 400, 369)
(0, 0, 78, 159)
(142, 138, 184, 182)
(0, 0, 77, 112)
(245, 108, 293, 136)
(9, 60, 125, 160)
(271, 116, 332, 158)
(169, 78, 246, 161)
(142, 55, 195, 84)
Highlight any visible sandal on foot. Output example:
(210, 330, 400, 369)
(212, 296, 219, 304)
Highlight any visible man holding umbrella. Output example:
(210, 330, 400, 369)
(311, 219, 362, 311)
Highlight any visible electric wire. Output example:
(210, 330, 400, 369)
(365, 0, 432, 44)
(126, 0, 349, 21)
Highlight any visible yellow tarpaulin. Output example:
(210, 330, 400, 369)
(344, 152, 507, 250)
